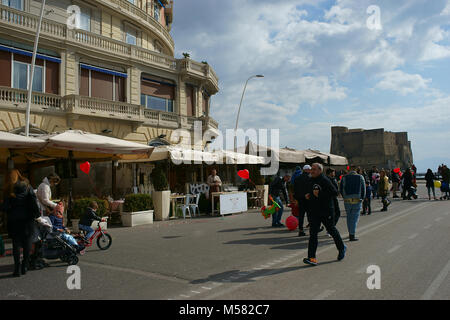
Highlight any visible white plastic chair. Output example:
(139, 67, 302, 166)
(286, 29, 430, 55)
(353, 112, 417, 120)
(177, 195, 191, 219)
(189, 194, 200, 217)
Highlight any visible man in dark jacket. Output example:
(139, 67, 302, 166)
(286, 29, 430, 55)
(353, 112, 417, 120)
(294, 165, 312, 236)
(303, 163, 346, 266)
(326, 168, 341, 226)
(269, 174, 289, 227)
(78, 201, 104, 242)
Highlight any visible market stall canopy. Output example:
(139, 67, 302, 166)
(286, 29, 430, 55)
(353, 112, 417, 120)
(245, 141, 348, 165)
(219, 150, 266, 165)
(0, 131, 47, 149)
(35, 130, 154, 161)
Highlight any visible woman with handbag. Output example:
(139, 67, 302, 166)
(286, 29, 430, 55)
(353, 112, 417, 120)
(2, 169, 41, 277)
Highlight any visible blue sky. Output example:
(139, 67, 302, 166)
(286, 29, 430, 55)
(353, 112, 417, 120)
(171, 0, 450, 172)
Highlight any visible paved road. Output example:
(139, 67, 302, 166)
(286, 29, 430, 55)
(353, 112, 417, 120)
(0, 185, 449, 300)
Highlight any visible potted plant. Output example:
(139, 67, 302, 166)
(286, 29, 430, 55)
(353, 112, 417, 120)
(121, 194, 154, 227)
(72, 198, 109, 232)
(182, 52, 190, 59)
(254, 168, 269, 207)
(151, 164, 171, 221)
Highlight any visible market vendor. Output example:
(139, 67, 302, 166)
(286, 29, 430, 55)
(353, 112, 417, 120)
(207, 169, 222, 194)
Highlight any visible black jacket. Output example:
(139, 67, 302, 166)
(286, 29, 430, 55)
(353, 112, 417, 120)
(2, 182, 40, 238)
(425, 171, 436, 188)
(79, 207, 102, 227)
(293, 172, 311, 203)
(269, 176, 288, 203)
(307, 174, 338, 217)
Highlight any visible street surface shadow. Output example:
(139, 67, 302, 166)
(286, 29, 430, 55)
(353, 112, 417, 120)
(190, 260, 339, 285)
(162, 236, 182, 239)
(218, 226, 273, 233)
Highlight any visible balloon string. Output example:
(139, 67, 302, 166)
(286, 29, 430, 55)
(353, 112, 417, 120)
(87, 174, 102, 199)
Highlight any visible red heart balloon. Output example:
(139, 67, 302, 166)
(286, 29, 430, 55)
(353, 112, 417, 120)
(237, 169, 250, 180)
(80, 161, 91, 175)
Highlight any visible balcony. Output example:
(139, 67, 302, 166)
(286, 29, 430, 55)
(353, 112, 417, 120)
(0, 4, 219, 90)
(0, 87, 219, 132)
(96, 0, 174, 53)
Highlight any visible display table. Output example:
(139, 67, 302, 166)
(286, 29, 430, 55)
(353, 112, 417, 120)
(211, 192, 248, 216)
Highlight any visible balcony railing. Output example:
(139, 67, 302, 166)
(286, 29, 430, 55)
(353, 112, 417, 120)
(0, 87, 219, 130)
(101, 0, 174, 50)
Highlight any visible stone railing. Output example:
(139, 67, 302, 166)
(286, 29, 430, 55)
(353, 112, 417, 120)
(178, 59, 219, 91)
(0, 86, 62, 110)
(204, 117, 219, 130)
(101, 0, 175, 51)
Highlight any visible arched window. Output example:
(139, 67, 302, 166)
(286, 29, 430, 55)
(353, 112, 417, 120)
(10, 126, 48, 137)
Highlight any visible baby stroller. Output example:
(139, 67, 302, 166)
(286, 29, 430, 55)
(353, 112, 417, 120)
(30, 217, 80, 269)
(440, 181, 450, 200)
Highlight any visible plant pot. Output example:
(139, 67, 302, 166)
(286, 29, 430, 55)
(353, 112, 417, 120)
(153, 190, 171, 221)
(256, 185, 269, 207)
(121, 210, 154, 227)
(71, 219, 80, 232)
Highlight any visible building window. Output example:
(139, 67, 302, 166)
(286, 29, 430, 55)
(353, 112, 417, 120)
(79, 7, 91, 32)
(12, 61, 44, 93)
(2, 0, 23, 10)
(154, 3, 160, 21)
(125, 26, 138, 45)
(141, 94, 173, 112)
(127, 0, 136, 4)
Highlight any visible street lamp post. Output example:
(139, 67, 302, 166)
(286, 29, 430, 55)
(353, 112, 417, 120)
(234, 75, 264, 151)
(25, 0, 47, 137)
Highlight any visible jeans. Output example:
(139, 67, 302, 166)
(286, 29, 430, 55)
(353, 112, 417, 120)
(308, 214, 345, 259)
(372, 184, 378, 198)
(272, 196, 284, 226)
(363, 198, 371, 214)
(79, 224, 94, 240)
(345, 202, 362, 236)
(60, 233, 80, 248)
(427, 186, 436, 198)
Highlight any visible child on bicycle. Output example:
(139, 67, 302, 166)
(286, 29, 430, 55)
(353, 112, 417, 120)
(78, 201, 105, 243)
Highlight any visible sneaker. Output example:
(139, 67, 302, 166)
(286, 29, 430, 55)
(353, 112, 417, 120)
(276, 223, 285, 227)
(303, 258, 318, 266)
(349, 234, 359, 241)
(318, 226, 324, 233)
(298, 231, 307, 237)
(337, 245, 347, 261)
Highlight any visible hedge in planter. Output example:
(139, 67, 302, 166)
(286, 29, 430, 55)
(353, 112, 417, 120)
(123, 194, 153, 212)
(72, 198, 109, 219)
(151, 164, 169, 191)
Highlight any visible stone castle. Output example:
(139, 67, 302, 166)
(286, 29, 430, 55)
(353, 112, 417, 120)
(330, 127, 413, 170)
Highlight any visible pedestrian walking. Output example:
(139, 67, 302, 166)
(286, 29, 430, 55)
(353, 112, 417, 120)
(269, 174, 290, 227)
(402, 168, 414, 200)
(425, 169, 437, 200)
(2, 170, 40, 277)
(391, 169, 400, 198)
(303, 163, 347, 266)
(293, 165, 312, 236)
(378, 170, 391, 211)
(362, 180, 372, 215)
(370, 167, 380, 199)
(339, 165, 365, 241)
(326, 168, 341, 226)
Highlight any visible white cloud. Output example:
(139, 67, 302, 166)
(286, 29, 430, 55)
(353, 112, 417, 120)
(374, 70, 431, 95)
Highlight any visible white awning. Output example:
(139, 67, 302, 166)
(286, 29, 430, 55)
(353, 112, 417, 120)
(0, 131, 47, 149)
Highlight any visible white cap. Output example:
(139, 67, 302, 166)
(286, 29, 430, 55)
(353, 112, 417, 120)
(303, 165, 312, 170)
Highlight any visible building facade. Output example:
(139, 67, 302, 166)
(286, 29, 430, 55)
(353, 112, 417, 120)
(330, 126, 413, 170)
(0, 0, 219, 145)
(0, 0, 220, 197)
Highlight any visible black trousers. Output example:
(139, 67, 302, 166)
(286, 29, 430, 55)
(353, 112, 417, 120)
(363, 198, 371, 214)
(308, 214, 345, 259)
(297, 202, 311, 231)
(332, 197, 340, 226)
(11, 234, 31, 267)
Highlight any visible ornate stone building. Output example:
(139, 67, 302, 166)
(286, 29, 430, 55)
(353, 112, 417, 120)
(0, 0, 219, 144)
(330, 126, 414, 170)
(0, 0, 220, 197)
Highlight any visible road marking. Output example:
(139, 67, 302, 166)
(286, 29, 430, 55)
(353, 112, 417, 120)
(201, 287, 212, 290)
(180, 294, 190, 298)
(424, 224, 432, 229)
(435, 217, 443, 222)
(421, 259, 450, 300)
(387, 245, 402, 254)
(79, 261, 189, 284)
(313, 289, 336, 300)
(408, 233, 419, 240)
(191, 291, 201, 294)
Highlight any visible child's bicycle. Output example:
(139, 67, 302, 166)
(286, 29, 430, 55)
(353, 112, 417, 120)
(74, 220, 112, 250)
